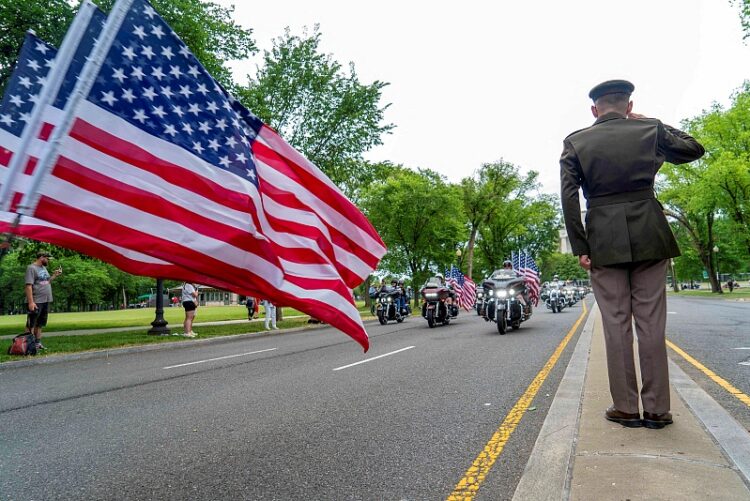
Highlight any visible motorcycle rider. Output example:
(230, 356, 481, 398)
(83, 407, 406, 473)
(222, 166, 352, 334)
(502, 259, 529, 308)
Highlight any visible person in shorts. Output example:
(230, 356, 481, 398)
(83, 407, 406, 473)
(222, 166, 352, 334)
(181, 283, 199, 337)
(25, 251, 62, 350)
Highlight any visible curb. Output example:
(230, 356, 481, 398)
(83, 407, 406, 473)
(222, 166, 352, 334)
(0, 317, 379, 371)
(511, 303, 597, 500)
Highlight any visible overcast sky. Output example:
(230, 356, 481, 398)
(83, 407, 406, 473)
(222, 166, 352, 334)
(221, 0, 750, 195)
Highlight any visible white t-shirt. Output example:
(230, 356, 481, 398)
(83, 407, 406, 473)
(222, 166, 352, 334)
(181, 283, 197, 303)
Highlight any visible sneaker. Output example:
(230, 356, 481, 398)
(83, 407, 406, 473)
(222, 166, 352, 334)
(183, 332, 197, 338)
(273, 326, 279, 330)
(35, 342, 46, 350)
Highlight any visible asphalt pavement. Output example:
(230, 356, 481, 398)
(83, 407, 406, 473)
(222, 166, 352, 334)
(0, 299, 590, 500)
(5, 294, 744, 500)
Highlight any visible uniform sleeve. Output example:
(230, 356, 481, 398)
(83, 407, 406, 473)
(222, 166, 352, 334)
(657, 121, 705, 165)
(559, 139, 589, 256)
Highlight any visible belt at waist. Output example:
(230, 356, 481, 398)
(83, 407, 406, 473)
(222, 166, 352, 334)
(587, 188, 655, 209)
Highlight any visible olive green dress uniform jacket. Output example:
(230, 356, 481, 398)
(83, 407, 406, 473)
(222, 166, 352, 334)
(560, 112, 705, 267)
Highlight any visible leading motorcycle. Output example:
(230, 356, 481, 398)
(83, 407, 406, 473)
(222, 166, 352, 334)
(482, 269, 532, 334)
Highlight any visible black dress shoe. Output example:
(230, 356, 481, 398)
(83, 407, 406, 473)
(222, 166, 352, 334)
(643, 411, 673, 429)
(604, 405, 643, 428)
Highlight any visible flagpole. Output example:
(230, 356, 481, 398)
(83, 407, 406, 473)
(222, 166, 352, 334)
(21, 0, 133, 216)
(0, 1, 99, 212)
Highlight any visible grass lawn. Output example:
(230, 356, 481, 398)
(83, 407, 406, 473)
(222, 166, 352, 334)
(0, 301, 375, 363)
(0, 302, 373, 337)
(0, 317, 318, 364)
(667, 288, 750, 299)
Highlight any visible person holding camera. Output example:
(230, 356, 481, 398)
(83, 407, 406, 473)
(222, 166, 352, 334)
(25, 251, 62, 351)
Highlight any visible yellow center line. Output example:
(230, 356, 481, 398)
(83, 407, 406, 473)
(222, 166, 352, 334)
(446, 301, 589, 501)
(666, 339, 750, 408)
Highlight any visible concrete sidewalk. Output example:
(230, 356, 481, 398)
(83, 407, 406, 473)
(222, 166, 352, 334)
(513, 304, 750, 500)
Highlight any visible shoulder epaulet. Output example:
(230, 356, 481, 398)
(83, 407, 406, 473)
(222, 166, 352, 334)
(564, 125, 591, 140)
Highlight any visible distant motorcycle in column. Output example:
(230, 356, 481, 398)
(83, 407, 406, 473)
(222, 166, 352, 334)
(420, 277, 458, 328)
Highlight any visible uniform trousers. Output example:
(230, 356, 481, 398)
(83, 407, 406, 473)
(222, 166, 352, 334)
(590, 259, 670, 415)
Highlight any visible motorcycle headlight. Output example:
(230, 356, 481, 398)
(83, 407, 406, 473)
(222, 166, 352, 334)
(488, 290, 494, 296)
(425, 292, 438, 299)
(509, 288, 515, 296)
(498, 290, 508, 298)
(387, 297, 392, 303)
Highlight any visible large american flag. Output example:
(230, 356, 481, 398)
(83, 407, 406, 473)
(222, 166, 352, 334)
(5, 0, 385, 350)
(0, 23, 244, 294)
(446, 265, 476, 311)
(512, 250, 540, 306)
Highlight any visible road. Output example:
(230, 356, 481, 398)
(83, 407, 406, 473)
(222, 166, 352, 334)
(665, 295, 750, 431)
(0, 299, 590, 500)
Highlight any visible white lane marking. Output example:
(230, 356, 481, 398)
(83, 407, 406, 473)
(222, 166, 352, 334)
(734, 347, 750, 350)
(740, 361, 750, 366)
(333, 346, 415, 371)
(668, 311, 677, 315)
(163, 348, 277, 369)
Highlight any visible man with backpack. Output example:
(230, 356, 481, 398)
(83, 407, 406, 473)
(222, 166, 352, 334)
(25, 251, 62, 351)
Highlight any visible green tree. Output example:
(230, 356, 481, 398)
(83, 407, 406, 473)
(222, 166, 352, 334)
(0, 0, 74, 93)
(52, 254, 114, 311)
(471, 169, 559, 279)
(361, 167, 463, 298)
(732, 0, 750, 39)
(460, 160, 524, 279)
(539, 253, 588, 282)
(236, 26, 394, 195)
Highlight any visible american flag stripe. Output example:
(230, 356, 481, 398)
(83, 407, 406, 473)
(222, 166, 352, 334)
(14, 0, 382, 349)
(0, 212, 244, 290)
(57, 113, 363, 288)
(69, 109, 377, 284)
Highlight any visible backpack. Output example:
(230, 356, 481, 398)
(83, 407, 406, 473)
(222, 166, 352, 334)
(8, 333, 37, 356)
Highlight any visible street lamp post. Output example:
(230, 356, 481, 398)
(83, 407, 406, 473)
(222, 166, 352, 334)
(148, 278, 170, 335)
(455, 248, 462, 268)
(670, 259, 679, 292)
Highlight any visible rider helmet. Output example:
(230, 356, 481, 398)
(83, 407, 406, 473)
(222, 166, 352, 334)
(502, 260, 512, 269)
(553, 274, 559, 280)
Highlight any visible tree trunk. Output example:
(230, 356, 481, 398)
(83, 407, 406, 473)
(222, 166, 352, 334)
(466, 227, 478, 280)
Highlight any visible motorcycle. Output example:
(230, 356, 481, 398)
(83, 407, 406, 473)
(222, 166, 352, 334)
(376, 287, 408, 324)
(482, 269, 532, 334)
(421, 277, 458, 328)
(475, 289, 487, 317)
(542, 286, 566, 313)
(563, 286, 578, 307)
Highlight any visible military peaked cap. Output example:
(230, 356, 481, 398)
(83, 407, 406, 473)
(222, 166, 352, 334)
(588, 79, 634, 101)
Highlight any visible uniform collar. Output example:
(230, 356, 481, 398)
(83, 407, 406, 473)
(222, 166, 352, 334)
(593, 111, 626, 125)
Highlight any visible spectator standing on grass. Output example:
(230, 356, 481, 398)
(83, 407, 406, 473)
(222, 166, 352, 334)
(25, 251, 62, 351)
(261, 299, 278, 330)
(181, 282, 199, 337)
(245, 296, 257, 320)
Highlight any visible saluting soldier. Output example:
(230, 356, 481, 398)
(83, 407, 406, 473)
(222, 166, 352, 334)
(560, 80, 704, 429)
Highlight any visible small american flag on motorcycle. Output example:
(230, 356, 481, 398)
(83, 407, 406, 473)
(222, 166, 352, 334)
(446, 265, 476, 311)
(512, 251, 541, 306)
